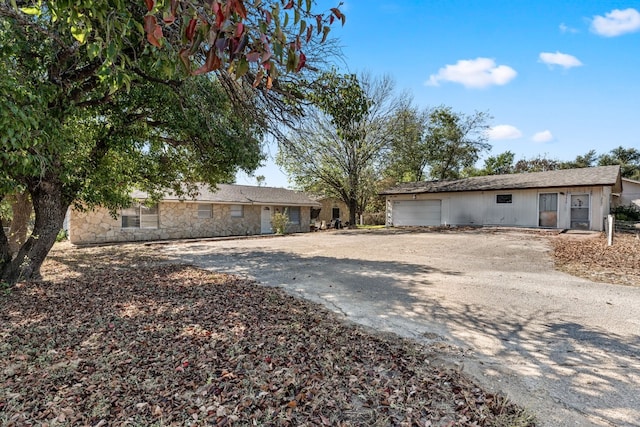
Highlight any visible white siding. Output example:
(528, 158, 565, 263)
(386, 185, 611, 231)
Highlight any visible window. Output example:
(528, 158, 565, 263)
(496, 194, 513, 204)
(121, 203, 158, 229)
(230, 204, 244, 218)
(198, 203, 212, 219)
(288, 206, 301, 225)
(332, 207, 340, 219)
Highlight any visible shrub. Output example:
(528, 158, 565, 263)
(612, 204, 640, 221)
(271, 209, 290, 235)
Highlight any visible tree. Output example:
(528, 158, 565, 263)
(383, 105, 431, 182)
(277, 72, 399, 227)
(468, 150, 516, 176)
(0, 0, 343, 285)
(513, 155, 560, 173)
(598, 146, 640, 179)
(561, 150, 598, 169)
(423, 107, 492, 180)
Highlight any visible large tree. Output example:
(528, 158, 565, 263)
(277, 72, 400, 226)
(0, 0, 343, 285)
(424, 107, 492, 180)
(383, 105, 431, 182)
(598, 146, 640, 179)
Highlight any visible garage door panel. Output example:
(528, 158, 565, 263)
(393, 200, 441, 226)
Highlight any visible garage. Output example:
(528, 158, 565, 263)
(392, 200, 441, 226)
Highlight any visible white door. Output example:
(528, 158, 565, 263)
(392, 200, 441, 226)
(261, 206, 273, 234)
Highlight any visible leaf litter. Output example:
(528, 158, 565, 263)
(552, 233, 640, 286)
(1, 243, 534, 426)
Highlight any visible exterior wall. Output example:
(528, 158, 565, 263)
(316, 198, 349, 225)
(70, 202, 312, 244)
(386, 185, 611, 231)
(619, 179, 640, 209)
(270, 205, 313, 234)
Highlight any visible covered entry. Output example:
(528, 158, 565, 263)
(392, 200, 441, 226)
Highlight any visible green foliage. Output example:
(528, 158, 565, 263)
(271, 209, 290, 235)
(278, 72, 398, 225)
(424, 107, 492, 180)
(56, 229, 68, 242)
(514, 155, 560, 173)
(612, 204, 640, 221)
(384, 105, 431, 182)
(598, 146, 640, 179)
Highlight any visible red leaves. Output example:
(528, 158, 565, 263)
(143, 15, 163, 48)
(144, 0, 155, 12)
(185, 18, 198, 41)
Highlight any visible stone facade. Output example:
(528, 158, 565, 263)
(69, 202, 312, 245)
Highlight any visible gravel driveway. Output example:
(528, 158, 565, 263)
(159, 229, 640, 427)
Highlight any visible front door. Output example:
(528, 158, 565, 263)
(570, 194, 590, 230)
(261, 206, 273, 234)
(538, 193, 558, 227)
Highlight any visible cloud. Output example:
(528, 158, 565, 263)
(532, 130, 554, 143)
(591, 8, 640, 37)
(539, 51, 583, 69)
(559, 23, 579, 34)
(487, 125, 522, 140)
(426, 58, 517, 89)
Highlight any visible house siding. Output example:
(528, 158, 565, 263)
(70, 202, 311, 244)
(386, 185, 610, 231)
(619, 179, 640, 209)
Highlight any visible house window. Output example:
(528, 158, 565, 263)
(121, 203, 158, 229)
(230, 204, 244, 218)
(198, 203, 212, 219)
(496, 194, 513, 204)
(288, 206, 301, 225)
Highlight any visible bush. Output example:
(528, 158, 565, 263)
(612, 204, 640, 221)
(56, 229, 68, 242)
(271, 209, 290, 235)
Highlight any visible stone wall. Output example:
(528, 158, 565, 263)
(70, 202, 312, 244)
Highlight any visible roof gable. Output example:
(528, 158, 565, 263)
(381, 165, 622, 195)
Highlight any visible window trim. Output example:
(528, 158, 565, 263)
(197, 203, 212, 219)
(121, 203, 159, 229)
(230, 204, 244, 218)
(288, 206, 301, 225)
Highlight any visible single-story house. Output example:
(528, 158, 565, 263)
(380, 165, 622, 231)
(68, 184, 320, 244)
(311, 196, 349, 228)
(617, 177, 640, 209)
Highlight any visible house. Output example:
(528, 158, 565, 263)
(380, 165, 622, 231)
(311, 196, 349, 228)
(68, 184, 320, 244)
(617, 177, 640, 210)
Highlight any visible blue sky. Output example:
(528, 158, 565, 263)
(237, 0, 640, 188)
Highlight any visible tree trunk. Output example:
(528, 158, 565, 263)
(8, 191, 32, 255)
(348, 198, 358, 229)
(1, 176, 68, 285)
(0, 211, 11, 278)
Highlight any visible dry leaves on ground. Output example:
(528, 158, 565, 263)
(552, 233, 640, 286)
(1, 244, 534, 426)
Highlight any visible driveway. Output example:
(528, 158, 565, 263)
(158, 229, 640, 427)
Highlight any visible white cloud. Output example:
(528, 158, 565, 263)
(487, 125, 522, 140)
(539, 51, 583, 69)
(426, 57, 517, 89)
(559, 23, 578, 34)
(591, 8, 640, 37)
(532, 130, 554, 143)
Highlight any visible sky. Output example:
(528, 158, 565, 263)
(237, 0, 640, 188)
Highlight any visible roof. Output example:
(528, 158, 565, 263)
(132, 184, 321, 207)
(380, 165, 622, 195)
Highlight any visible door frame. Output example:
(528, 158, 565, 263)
(261, 206, 273, 234)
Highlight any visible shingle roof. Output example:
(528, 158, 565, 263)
(380, 165, 622, 195)
(132, 184, 320, 207)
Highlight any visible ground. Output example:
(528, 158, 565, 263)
(1, 242, 532, 426)
(1, 229, 638, 426)
(552, 232, 640, 287)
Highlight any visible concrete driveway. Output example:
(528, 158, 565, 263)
(158, 229, 640, 427)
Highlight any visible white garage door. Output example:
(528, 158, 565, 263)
(392, 200, 441, 226)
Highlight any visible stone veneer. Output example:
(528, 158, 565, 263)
(69, 202, 311, 245)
